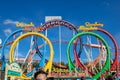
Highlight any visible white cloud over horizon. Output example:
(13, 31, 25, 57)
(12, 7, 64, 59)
(15, 52, 25, 58)
(103, 1, 110, 6)
(4, 28, 12, 36)
(115, 32, 120, 46)
(2, 48, 25, 59)
(3, 19, 18, 25)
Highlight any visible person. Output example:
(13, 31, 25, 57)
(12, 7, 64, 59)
(81, 76, 86, 80)
(111, 72, 116, 79)
(33, 70, 48, 80)
(47, 77, 54, 80)
(105, 75, 114, 80)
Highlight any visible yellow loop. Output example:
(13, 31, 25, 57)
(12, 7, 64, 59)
(9, 32, 54, 74)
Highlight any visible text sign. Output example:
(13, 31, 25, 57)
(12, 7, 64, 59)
(8, 70, 21, 76)
(16, 22, 34, 27)
(45, 16, 62, 22)
(7, 62, 22, 77)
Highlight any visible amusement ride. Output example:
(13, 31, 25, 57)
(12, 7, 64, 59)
(0, 20, 119, 79)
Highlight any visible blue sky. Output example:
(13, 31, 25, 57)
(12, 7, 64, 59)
(0, 0, 120, 63)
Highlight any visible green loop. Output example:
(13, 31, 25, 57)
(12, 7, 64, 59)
(67, 32, 110, 79)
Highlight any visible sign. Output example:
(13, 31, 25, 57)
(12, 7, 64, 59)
(78, 26, 98, 31)
(52, 67, 69, 73)
(45, 16, 62, 22)
(24, 27, 43, 31)
(7, 62, 22, 77)
(42, 20, 75, 30)
(85, 22, 103, 27)
(16, 22, 34, 27)
(78, 22, 104, 31)
(8, 70, 21, 76)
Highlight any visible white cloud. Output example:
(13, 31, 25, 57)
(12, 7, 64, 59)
(5, 49, 25, 59)
(115, 32, 120, 46)
(0, 53, 1, 59)
(3, 19, 18, 25)
(4, 28, 12, 36)
(15, 52, 24, 58)
(0, 38, 2, 44)
(103, 1, 110, 6)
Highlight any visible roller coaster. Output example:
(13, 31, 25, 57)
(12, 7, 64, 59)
(0, 20, 119, 79)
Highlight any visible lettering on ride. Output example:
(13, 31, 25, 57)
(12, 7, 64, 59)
(42, 20, 75, 30)
(78, 22, 104, 31)
(85, 22, 103, 27)
(24, 27, 43, 31)
(50, 67, 86, 77)
(52, 67, 69, 73)
(50, 72, 85, 77)
(17, 20, 75, 31)
(78, 26, 98, 31)
(16, 22, 34, 27)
